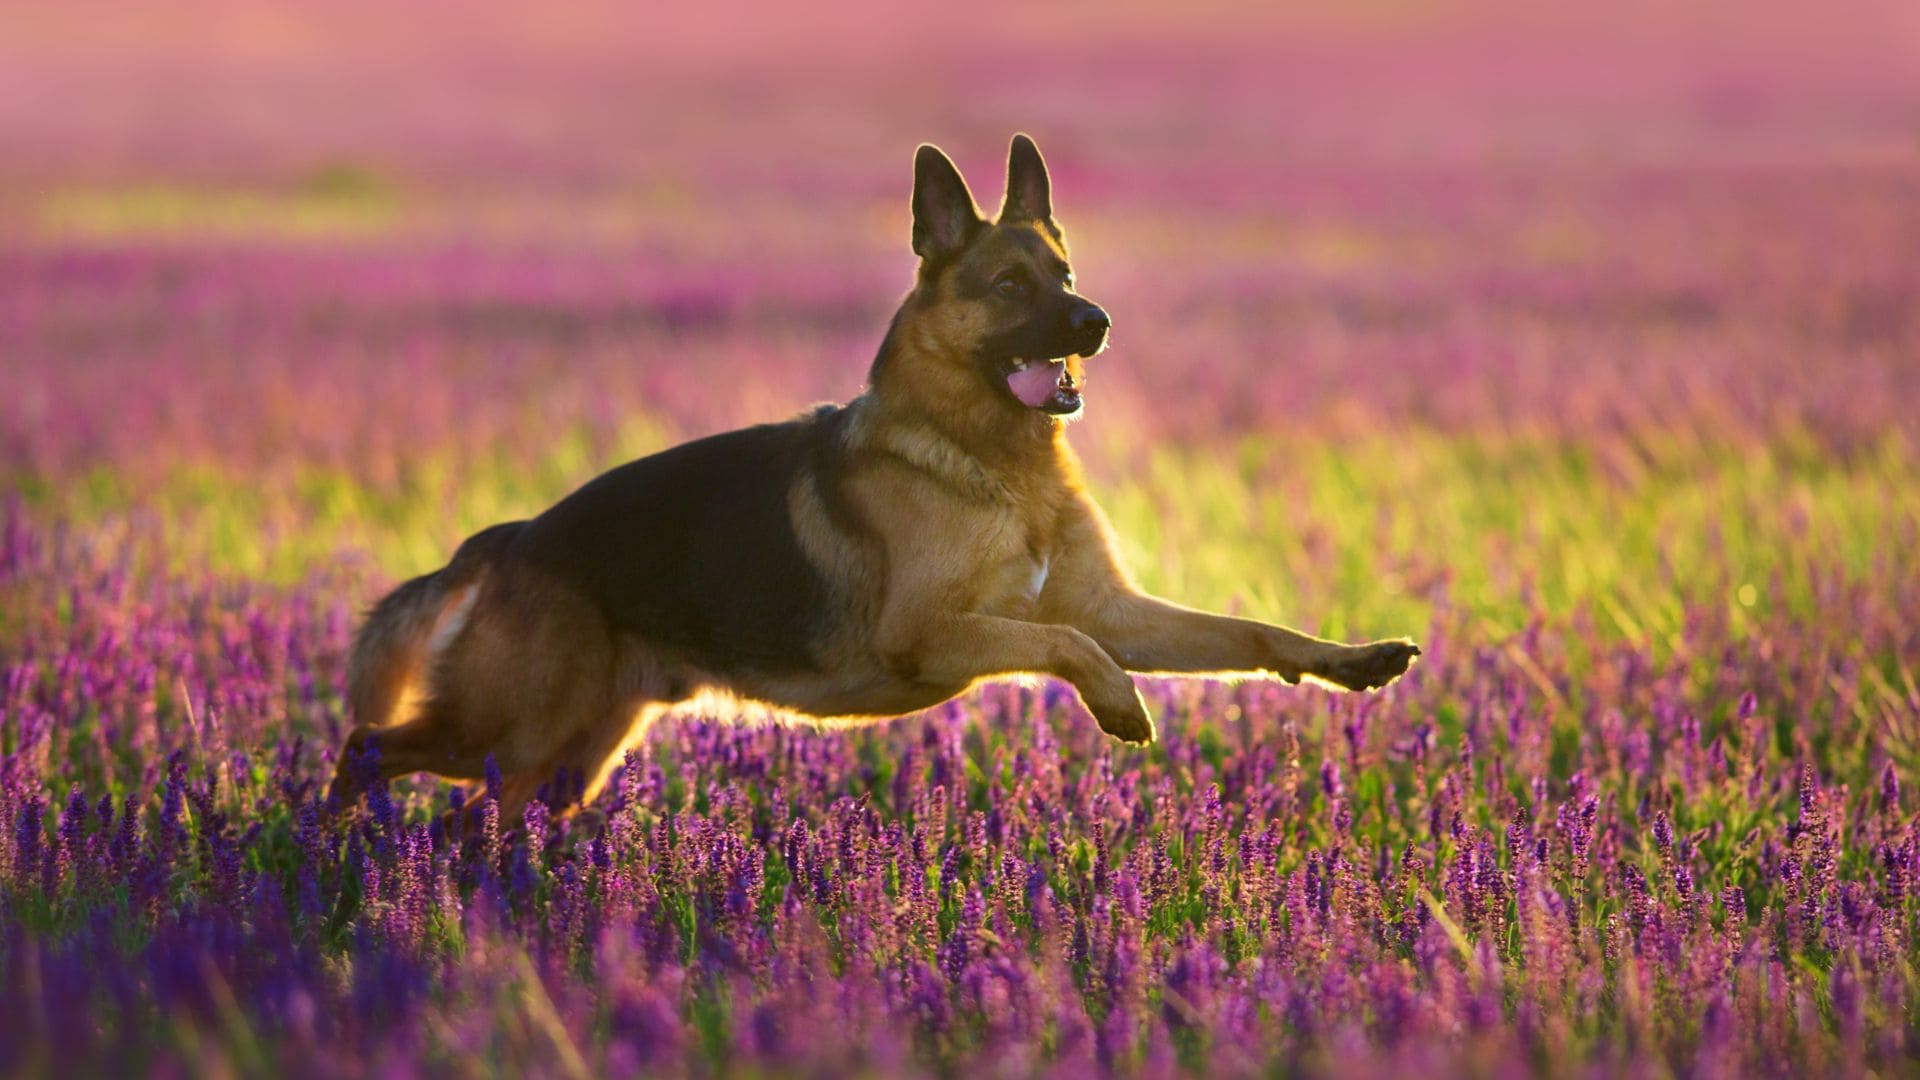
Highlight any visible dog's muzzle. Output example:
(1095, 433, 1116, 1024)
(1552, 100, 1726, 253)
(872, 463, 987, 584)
(1002, 301, 1109, 417)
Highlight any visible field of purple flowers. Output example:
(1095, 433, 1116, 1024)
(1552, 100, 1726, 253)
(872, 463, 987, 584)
(4, 2, 1920, 1075)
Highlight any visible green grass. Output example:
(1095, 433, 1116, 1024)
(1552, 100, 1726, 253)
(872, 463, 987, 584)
(14, 420, 1913, 660)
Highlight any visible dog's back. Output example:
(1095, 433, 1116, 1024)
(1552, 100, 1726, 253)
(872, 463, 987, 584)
(508, 409, 847, 674)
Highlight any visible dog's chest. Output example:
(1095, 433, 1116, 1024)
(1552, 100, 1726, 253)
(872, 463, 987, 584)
(1026, 553, 1051, 598)
(975, 535, 1052, 617)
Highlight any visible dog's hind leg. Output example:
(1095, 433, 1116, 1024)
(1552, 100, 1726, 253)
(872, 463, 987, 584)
(347, 576, 471, 727)
(331, 697, 581, 827)
(569, 699, 672, 816)
(331, 708, 494, 797)
(394, 582, 661, 827)
(329, 579, 483, 809)
(553, 643, 696, 813)
(432, 700, 663, 834)
(452, 686, 671, 837)
(333, 523, 527, 811)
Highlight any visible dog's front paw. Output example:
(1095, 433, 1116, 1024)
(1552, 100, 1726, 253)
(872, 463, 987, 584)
(1317, 638, 1421, 692)
(1088, 682, 1157, 746)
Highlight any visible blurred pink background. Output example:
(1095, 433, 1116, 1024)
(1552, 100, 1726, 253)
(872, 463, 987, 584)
(3, 0, 1916, 477)
(3, 1, 1912, 188)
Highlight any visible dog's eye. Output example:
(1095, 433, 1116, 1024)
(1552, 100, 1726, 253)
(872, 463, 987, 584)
(993, 273, 1028, 299)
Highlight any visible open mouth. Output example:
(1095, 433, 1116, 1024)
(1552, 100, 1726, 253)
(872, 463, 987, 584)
(1004, 357, 1084, 416)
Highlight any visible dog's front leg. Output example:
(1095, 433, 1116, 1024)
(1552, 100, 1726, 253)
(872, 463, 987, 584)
(875, 612, 1155, 744)
(1068, 592, 1418, 691)
(1041, 497, 1418, 691)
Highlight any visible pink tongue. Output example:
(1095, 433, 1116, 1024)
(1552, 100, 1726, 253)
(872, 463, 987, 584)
(1007, 360, 1064, 407)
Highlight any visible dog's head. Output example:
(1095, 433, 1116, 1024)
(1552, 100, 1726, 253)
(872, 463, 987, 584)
(891, 134, 1109, 420)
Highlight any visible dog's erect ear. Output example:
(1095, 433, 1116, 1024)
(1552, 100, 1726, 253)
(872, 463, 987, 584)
(998, 133, 1053, 226)
(912, 144, 982, 262)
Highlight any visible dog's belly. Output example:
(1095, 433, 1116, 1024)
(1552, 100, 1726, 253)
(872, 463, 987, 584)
(722, 667, 969, 721)
(720, 553, 1053, 719)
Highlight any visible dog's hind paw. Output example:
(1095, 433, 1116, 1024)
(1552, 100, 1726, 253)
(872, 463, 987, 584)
(1317, 639, 1420, 692)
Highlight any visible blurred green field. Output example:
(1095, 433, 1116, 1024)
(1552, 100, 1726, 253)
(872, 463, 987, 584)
(15, 419, 1915, 673)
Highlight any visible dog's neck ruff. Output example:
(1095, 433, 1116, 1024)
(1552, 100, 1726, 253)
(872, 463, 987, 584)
(845, 395, 1062, 505)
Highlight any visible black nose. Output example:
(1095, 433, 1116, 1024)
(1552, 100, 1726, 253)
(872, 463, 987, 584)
(1071, 304, 1111, 335)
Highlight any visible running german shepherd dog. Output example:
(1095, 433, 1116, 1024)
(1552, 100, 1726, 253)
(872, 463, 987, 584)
(331, 135, 1419, 820)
